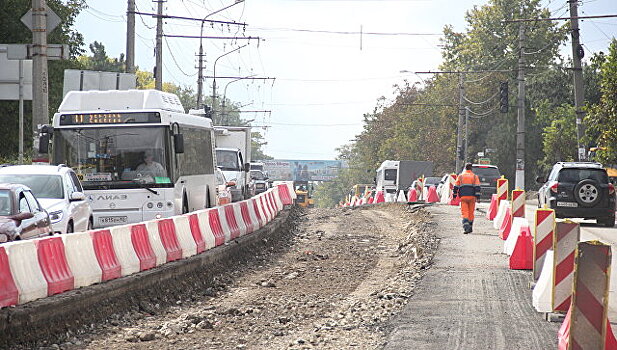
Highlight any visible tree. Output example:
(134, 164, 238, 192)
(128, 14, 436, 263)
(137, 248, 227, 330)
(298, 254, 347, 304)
(586, 39, 617, 165)
(77, 41, 125, 72)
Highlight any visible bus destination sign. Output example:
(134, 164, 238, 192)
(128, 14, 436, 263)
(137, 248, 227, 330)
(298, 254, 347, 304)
(59, 112, 161, 125)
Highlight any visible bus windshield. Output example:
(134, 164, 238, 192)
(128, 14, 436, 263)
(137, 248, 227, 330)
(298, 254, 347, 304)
(53, 126, 172, 189)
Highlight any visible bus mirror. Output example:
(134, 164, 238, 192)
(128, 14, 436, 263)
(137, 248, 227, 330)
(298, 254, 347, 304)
(38, 134, 50, 154)
(174, 134, 184, 153)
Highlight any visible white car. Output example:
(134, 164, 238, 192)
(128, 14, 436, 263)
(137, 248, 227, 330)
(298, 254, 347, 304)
(0, 164, 93, 233)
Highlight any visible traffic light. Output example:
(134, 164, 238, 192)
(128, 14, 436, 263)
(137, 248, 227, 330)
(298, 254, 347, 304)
(499, 81, 509, 113)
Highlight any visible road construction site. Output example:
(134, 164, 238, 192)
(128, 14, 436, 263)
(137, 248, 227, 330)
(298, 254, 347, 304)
(4, 201, 575, 350)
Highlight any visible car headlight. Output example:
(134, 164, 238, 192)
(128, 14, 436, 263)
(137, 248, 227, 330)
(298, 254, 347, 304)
(49, 210, 64, 223)
(0, 233, 7, 243)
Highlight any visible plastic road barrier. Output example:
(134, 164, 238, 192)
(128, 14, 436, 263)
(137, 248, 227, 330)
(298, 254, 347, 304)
(560, 241, 612, 349)
(0, 246, 18, 307)
(239, 201, 256, 234)
(396, 190, 406, 203)
(276, 184, 293, 205)
(367, 196, 374, 204)
(407, 189, 417, 202)
(498, 208, 512, 240)
(232, 203, 248, 237)
(187, 213, 206, 253)
(486, 194, 498, 221)
(273, 187, 284, 211)
(534, 208, 555, 282)
(375, 191, 385, 203)
(259, 195, 272, 222)
(251, 198, 264, 228)
(223, 204, 241, 240)
(496, 176, 508, 205)
(62, 232, 103, 288)
(143, 220, 167, 266)
(129, 223, 157, 271)
(509, 225, 533, 270)
(493, 200, 510, 230)
(208, 208, 227, 246)
(511, 189, 525, 218)
(426, 186, 439, 203)
(172, 215, 198, 258)
(36, 237, 75, 295)
(156, 219, 184, 262)
(90, 229, 122, 281)
(558, 307, 617, 350)
(533, 249, 554, 313)
(504, 217, 528, 255)
(552, 221, 580, 312)
(5, 240, 48, 304)
(109, 225, 141, 276)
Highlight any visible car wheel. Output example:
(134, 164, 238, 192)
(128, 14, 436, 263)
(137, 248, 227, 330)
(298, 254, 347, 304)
(574, 179, 602, 207)
(598, 216, 616, 228)
(66, 221, 74, 234)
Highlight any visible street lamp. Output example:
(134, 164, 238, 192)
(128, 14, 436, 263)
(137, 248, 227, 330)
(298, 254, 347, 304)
(221, 74, 256, 125)
(196, 0, 245, 107)
(211, 43, 248, 123)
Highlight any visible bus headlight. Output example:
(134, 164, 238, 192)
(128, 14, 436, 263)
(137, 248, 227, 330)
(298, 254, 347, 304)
(147, 202, 154, 209)
(157, 202, 163, 209)
(166, 201, 173, 208)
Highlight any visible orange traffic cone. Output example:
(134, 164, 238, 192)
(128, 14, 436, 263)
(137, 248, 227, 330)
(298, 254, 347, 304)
(499, 209, 512, 240)
(509, 226, 533, 270)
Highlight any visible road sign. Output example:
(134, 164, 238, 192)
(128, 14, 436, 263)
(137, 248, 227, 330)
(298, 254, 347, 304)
(0, 46, 32, 101)
(6, 44, 68, 61)
(63, 70, 137, 97)
(20, 6, 62, 33)
(479, 158, 491, 165)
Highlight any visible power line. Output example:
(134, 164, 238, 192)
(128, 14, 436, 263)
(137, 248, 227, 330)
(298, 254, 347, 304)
(504, 14, 617, 23)
(249, 26, 441, 36)
(131, 11, 246, 27)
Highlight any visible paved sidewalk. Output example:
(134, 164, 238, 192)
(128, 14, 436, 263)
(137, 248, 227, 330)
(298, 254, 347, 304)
(383, 204, 560, 349)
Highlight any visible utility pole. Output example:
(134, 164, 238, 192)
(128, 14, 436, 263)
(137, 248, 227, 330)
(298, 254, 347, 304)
(196, 46, 205, 107)
(516, 23, 526, 190)
(154, 0, 164, 90)
(456, 73, 465, 172)
(126, 0, 135, 73)
(464, 107, 469, 163)
(32, 0, 49, 162)
(569, 0, 586, 161)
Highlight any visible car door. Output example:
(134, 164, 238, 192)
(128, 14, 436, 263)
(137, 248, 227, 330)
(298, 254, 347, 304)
(23, 190, 51, 236)
(17, 190, 39, 239)
(67, 171, 90, 231)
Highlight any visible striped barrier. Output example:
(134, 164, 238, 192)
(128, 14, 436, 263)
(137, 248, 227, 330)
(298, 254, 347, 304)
(276, 184, 293, 205)
(534, 208, 555, 282)
(4, 240, 48, 304)
(486, 194, 498, 221)
(552, 221, 580, 312)
(497, 176, 508, 205)
(62, 232, 103, 288)
(375, 191, 385, 203)
(129, 224, 157, 271)
(426, 186, 439, 203)
(448, 174, 458, 205)
(498, 208, 512, 240)
(172, 215, 198, 258)
(0, 186, 289, 308)
(509, 225, 533, 270)
(408, 189, 417, 202)
(511, 189, 525, 218)
(187, 213, 206, 253)
(36, 237, 75, 296)
(90, 229, 122, 281)
(560, 241, 612, 349)
(0, 246, 18, 307)
(504, 217, 528, 255)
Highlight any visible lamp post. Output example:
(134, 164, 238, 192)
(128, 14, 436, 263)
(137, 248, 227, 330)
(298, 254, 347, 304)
(211, 43, 248, 123)
(220, 75, 256, 125)
(196, 0, 245, 107)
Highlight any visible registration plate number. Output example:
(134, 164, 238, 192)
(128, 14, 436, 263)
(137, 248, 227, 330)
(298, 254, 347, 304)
(557, 202, 578, 208)
(99, 216, 128, 225)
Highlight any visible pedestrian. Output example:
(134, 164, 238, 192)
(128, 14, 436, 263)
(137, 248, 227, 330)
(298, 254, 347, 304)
(453, 163, 481, 234)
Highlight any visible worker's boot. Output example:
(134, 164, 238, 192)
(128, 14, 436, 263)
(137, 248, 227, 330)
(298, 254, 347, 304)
(462, 218, 471, 234)
(469, 220, 474, 233)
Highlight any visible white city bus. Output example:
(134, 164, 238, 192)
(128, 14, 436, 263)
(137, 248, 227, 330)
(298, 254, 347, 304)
(41, 90, 217, 228)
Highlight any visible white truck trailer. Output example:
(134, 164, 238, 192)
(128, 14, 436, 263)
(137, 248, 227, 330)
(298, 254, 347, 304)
(214, 126, 252, 202)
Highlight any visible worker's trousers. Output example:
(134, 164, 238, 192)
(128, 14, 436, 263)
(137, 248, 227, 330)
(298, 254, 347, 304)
(460, 196, 476, 222)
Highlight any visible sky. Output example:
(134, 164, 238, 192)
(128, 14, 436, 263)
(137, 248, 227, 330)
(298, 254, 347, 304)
(74, 0, 617, 161)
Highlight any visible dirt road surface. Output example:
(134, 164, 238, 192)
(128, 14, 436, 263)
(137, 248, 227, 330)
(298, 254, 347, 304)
(41, 204, 437, 350)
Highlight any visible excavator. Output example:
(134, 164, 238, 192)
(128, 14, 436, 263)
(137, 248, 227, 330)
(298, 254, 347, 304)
(294, 181, 315, 208)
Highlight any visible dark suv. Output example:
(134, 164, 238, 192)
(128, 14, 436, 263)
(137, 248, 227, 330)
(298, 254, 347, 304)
(537, 162, 616, 227)
(460, 164, 501, 200)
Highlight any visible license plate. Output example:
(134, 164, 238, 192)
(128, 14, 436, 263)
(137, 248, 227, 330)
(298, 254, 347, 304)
(557, 202, 578, 208)
(481, 182, 490, 186)
(99, 216, 128, 224)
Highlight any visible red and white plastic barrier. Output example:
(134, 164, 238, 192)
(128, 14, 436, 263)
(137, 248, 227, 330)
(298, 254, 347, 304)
(493, 200, 510, 230)
(407, 189, 417, 202)
(0, 246, 18, 307)
(511, 189, 525, 218)
(396, 190, 407, 203)
(62, 232, 103, 288)
(496, 176, 508, 206)
(109, 225, 142, 276)
(486, 194, 498, 221)
(425, 186, 439, 203)
(509, 225, 533, 270)
(504, 217, 528, 255)
(533, 208, 555, 282)
(5, 240, 49, 304)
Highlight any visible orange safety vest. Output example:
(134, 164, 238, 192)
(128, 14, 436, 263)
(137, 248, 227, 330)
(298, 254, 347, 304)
(455, 170, 480, 197)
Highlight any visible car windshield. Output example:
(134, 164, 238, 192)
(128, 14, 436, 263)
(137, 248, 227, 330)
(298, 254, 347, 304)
(424, 177, 441, 185)
(0, 174, 63, 199)
(473, 166, 500, 178)
(53, 127, 171, 189)
(385, 169, 397, 182)
(558, 168, 608, 183)
(216, 150, 239, 171)
(250, 170, 266, 180)
(0, 190, 11, 216)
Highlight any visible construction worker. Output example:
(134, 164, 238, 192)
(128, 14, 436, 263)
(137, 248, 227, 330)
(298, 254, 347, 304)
(453, 163, 481, 234)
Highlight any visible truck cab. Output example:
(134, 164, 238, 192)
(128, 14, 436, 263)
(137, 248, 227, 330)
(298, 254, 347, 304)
(214, 126, 252, 202)
(294, 181, 314, 208)
(376, 160, 399, 194)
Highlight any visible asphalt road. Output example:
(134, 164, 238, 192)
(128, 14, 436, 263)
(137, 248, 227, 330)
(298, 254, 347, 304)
(523, 201, 617, 321)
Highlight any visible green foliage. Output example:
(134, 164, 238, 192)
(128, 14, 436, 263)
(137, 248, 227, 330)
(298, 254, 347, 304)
(586, 39, 617, 165)
(77, 41, 125, 72)
(535, 102, 577, 170)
